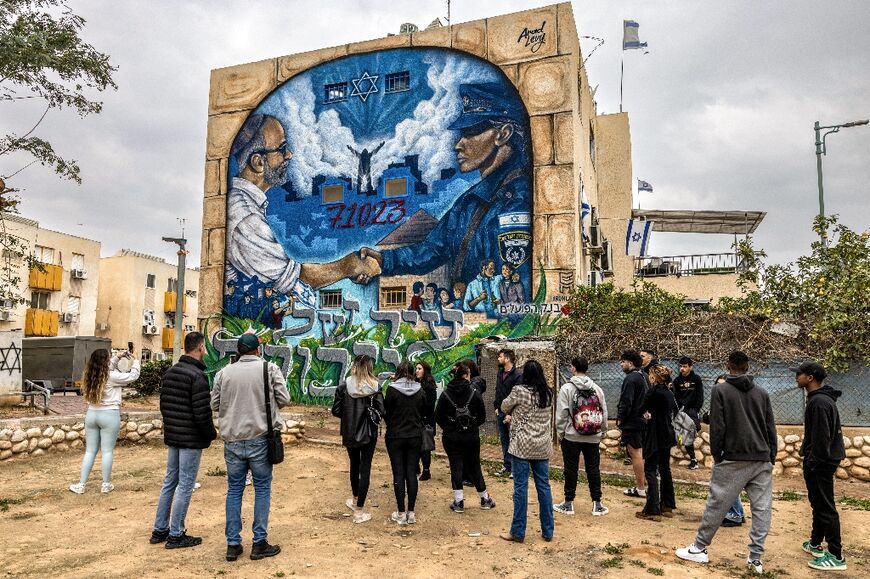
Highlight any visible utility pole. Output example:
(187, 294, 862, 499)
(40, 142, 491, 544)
(162, 220, 188, 362)
(813, 118, 868, 242)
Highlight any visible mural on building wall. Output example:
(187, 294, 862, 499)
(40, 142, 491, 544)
(211, 47, 559, 400)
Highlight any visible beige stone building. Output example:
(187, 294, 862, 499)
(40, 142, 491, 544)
(0, 213, 100, 337)
(95, 249, 199, 360)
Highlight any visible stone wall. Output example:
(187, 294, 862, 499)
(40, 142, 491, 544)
(0, 411, 307, 462)
(599, 423, 870, 484)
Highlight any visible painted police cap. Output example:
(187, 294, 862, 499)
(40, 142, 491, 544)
(448, 83, 524, 131)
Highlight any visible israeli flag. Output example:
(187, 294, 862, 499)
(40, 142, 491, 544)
(625, 219, 653, 256)
(637, 179, 653, 193)
(580, 188, 591, 241)
(623, 20, 648, 51)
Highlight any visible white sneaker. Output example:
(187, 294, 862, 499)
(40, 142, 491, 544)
(592, 502, 609, 516)
(675, 543, 709, 564)
(101, 482, 114, 494)
(746, 559, 763, 574)
(345, 498, 356, 511)
(353, 510, 372, 524)
(390, 511, 407, 525)
(553, 501, 575, 515)
(192, 481, 201, 491)
(245, 471, 253, 486)
(405, 511, 416, 525)
(69, 483, 85, 494)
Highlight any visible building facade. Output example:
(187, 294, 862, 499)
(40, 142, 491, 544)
(95, 249, 199, 361)
(0, 213, 101, 337)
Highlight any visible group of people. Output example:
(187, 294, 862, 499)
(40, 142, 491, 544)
(65, 335, 848, 572)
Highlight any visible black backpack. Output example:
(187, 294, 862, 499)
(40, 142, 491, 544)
(443, 390, 475, 431)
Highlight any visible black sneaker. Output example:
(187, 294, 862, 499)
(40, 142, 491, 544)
(480, 496, 496, 510)
(721, 518, 744, 527)
(623, 457, 632, 466)
(250, 540, 281, 560)
(226, 544, 243, 561)
(419, 469, 431, 481)
(149, 529, 169, 544)
(449, 499, 465, 513)
(165, 533, 202, 549)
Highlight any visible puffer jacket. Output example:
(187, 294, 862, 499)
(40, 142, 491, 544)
(331, 376, 386, 447)
(159, 355, 216, 449)
(501, 384, 553, 460)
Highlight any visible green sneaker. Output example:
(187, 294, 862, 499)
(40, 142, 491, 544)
(808, 551, 847, 571)
(802, 540, 825, 558)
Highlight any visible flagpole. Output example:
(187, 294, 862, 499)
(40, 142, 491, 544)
(619, 52, 624, 113)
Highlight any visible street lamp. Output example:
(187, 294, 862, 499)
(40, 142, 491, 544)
(162, 234, 188, 362)
(814, 118, 869, 240)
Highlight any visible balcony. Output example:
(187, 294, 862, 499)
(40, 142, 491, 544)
(25, 309, 59, 337)
(28, 264, 63, 291)
(163, 292, 188, 313)
(162, 327, 189, 350)
(635, 253, 745, 278)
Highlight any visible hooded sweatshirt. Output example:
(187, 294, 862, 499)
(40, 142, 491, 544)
(800, 385, 845, 470)
(673, 370, 704, 410)
(709, 374, 777, 464)
(384, 377, 425, 440)
(555, 375, 608, 443)
(331, 375, 386, 447)
(435, 377, 486, 436)
(617, 368, 647, 431)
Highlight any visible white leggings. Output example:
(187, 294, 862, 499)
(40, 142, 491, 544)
(79, 409, 121, 484)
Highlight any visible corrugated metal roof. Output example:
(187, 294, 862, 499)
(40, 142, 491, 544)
(631, 209, 766, 234)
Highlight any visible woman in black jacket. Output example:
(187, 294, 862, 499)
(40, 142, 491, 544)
(415, 361, 437, 481)
(384, 362, 425, 525)
(636, 364, 678, 521)
(331, 355, 385, 524)
(435, 361, 496, 513)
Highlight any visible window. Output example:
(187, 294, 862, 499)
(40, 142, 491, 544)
(384, 178, 407, 197)
(71, 253, 85, 271)
(185, 289, 197, 298)
(67, 296, 81, 315)
(324, 82, 348, 103)
(385, 71, 410, 93)
(322, 184, 344, 204)
(30, 291, 50, 310)
(319, 289, 343, 309)
(380, 286, 407, 309)
(141, 348, 152, 362)
(167, 278, 178, 293)
(146, 274, 156, 289)
(589, 128, 596, 165)
(33, 245, 54, 264)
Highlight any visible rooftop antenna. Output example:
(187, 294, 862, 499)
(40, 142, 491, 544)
(446, 0, 450, 25)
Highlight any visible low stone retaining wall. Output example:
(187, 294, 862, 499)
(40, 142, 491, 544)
(599, 423, 870, 483)
(0, 411, 307, 462)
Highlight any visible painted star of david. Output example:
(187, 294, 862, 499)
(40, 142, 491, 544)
(632, 232, 642, 242)
(350, 71, 379, 102)
(510, 215, 520, 223)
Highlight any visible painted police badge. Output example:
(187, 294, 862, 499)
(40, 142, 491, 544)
(498, 211, 532, 268)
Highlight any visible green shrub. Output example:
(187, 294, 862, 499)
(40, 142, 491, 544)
(131, 359, 172, 396)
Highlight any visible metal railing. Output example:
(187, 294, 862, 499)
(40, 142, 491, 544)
(635, 252, 744, 278)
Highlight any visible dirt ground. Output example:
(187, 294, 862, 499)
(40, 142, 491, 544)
(1, 440, 869, 579)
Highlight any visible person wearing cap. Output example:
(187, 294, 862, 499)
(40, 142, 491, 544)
(211, 333, 290, 562)
(793, 361, 847, 571)
(360, 82, 531, 311)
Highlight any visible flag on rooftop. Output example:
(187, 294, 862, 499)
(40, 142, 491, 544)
(625, 219, 653, 256)
(637, 179, 653, 193)
(623, 20, 648, 51)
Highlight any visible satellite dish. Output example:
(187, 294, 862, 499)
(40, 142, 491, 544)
(399, 22, 419, 34)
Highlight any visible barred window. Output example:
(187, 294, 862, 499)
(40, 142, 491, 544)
(324, 82, 348, 103)
(385, 71, 410, 93)
(319, 289, 343, 309)
(380, 286, 407, 309)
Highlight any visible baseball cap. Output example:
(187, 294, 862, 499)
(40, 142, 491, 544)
(447, 82, 525, 131)
(237, 333, 261, 354)
(789, 361, 826, 382)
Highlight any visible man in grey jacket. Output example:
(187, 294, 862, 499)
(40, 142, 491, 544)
(554, 357, 608, 516)
(211, 333, 290, 562)
(676, 351, 777, 575)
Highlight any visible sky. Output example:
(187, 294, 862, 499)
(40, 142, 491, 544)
(1, 0, 868, 267)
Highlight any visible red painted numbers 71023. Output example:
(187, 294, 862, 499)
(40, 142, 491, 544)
(327, 199, 407, 229)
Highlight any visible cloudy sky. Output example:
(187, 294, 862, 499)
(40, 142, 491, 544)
(2, 0, 868, 266)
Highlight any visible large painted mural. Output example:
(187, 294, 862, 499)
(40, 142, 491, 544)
(211, 47, 556, 400)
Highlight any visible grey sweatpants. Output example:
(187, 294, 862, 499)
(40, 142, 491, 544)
(695, 460, 773, 560)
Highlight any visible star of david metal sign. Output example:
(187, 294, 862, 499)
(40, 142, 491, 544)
(0, 341, 21, 375)
(350, 71, 379, 102)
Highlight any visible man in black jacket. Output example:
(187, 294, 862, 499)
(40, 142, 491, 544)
(674, 356, 704, 469)
(150, 332, 216, 549)
(492, 348, 522, 477)
(676, 351, 777, 575)
(794, 361, 847, 571)
(617, 350, 648, 498)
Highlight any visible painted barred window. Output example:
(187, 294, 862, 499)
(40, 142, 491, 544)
(324, 82, 348, 103)
(384, 177, 407, 197)
(319, 289, 343, 309)
(380, 286, 407, 309)
(322, 184, 344, 204)
(385, 71, 410, 93)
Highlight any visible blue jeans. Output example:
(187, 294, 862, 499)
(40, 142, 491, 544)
(727, 496, 745, 521)
(153, 447, 202, 537)
(79, 409, 121, 484)
(510, 456, 555, 539)
(496, 411, 512, 472)
(224, 437, 273, 545)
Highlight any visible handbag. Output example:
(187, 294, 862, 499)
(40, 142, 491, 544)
(263, 361, 284, 464)
(352, 394, 380, 446)
(421, 425, 435, 452)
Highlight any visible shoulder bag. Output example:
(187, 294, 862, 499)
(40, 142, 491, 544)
(263, 361, 285, 464)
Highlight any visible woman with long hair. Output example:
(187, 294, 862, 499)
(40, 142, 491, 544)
(384, 362, 424, 525)
(500, 359, 554, 542)
(636, 364, 678, 521)
(69, 348, 140, 494)
(415, 360, 437, 481)
(331, 354, 385, 524)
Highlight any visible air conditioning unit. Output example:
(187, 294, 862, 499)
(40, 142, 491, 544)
(98, 322, 109, 331)
(0, 299, 14, 310)
(599, 240, 613, 273)
(60, 312, 75, 323)
(183, 324, 195, 332)
(0, 310, 10, 321)
(587, 224, 602, 248)
(72, 269, 87, 279)
(143, 324, 159, 335)
(587, 270, 604, 287)
(153, 352, 167, 361)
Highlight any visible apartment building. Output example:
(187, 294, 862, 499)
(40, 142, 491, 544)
(95, 249, 199, 361)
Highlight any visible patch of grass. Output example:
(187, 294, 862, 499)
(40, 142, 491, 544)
(479, 435, 500, 446)
(839, 495, 870, 511)
(646, 567, 664, 576)
(673, 482, 709, 500)
(0, 497, 23, 512)
(778, 490, 802, 501)
(601, 473, 634, 489)
(276, 572, 286, 578)
(604, 542, 630, 555)
(629, 559, 646, 568)
(317, 416, 326, 429)
(602, 557, 623, 569)
(611, 448, 626, 460)
(548, 466, 564, 482)
(206, 466, 227, 477)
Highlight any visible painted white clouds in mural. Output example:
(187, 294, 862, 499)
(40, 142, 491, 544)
(264, 52, 500, 197)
